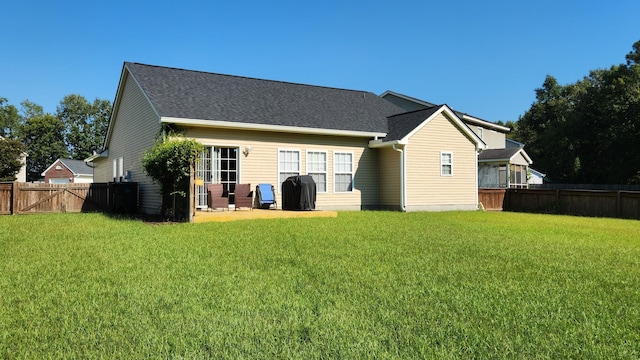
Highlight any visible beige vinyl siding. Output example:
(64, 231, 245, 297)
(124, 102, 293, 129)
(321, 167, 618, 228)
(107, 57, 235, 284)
(92, 157, 110, 182)
(404, 112, 478, 211)
(478, 126, 507, 149)
(511, 151, 530, 166)
(95, 72, 162, 214)
(185, 127, 378, 210)
(378, 147, 402, 209)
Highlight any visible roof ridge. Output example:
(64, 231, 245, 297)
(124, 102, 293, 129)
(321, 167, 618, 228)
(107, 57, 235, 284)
(59, 158, 87, 163)
(383, 90, 508, 128)
(387, 104, 441, 119)
(126, 62, 378, 96)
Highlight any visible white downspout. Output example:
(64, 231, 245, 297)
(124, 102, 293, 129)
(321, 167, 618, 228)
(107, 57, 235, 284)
(393, 144, 406, 212)
(475, 148, 480, 209)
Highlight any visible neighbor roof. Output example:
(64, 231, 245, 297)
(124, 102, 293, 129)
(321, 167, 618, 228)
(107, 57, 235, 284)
(479, 148, 532, 164)
(42, 159, 93, 176)
(124, 62, 405, 135)
(380, 90, 510, 133)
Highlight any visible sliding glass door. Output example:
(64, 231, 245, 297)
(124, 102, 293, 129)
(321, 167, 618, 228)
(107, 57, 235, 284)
(196, 146, 239, 208)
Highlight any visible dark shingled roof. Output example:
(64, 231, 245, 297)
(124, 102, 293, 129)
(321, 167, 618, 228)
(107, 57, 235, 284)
(382, 106, 441, 141)
(478, 148, 522, 161)
(125, 62, 405, 134)
(59, 159, 93, 175)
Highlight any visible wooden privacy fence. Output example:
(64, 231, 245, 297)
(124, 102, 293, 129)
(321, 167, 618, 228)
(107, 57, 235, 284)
(478, 188, 507, 210)
(0, 182, 137, 215)
(504, 188, 640, 220)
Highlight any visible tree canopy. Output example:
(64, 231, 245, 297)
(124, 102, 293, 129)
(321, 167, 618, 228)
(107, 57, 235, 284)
(22, 113, 69, 181)
(514, 40, 640, 184)
(57, 94, 111, 160)
(0, 95, 111, 182)
(0, 137, 26, 181)
(0, 98, 21, 139)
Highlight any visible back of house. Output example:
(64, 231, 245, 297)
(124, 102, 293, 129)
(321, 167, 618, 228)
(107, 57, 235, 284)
(90, 62, 487, 215)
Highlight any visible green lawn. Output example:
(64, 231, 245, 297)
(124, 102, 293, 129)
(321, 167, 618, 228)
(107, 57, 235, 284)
(1, 211, 639, 358)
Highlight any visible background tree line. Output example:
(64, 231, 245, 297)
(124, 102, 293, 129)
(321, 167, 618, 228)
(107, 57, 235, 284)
(508, 40, 640, 185)
(0, 95, 111, 181)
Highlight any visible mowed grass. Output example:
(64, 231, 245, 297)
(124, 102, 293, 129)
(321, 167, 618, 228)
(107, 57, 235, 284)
(1, 211, 639, 358)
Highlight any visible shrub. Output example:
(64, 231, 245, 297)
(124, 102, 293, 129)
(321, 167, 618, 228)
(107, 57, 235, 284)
(142, 136, 203, 221)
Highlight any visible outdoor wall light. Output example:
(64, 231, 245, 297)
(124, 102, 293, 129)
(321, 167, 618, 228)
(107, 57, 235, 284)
(243, 146, 253, 156)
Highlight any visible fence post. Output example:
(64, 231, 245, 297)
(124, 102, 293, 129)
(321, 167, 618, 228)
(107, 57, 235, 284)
(11, 182, 18, 215)
(61, 185, 66, 213)
(503, 189, 509, 211)
(616, 191, 621, 218)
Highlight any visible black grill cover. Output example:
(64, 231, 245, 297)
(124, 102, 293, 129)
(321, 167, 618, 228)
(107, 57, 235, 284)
(281, 175, 316, 210)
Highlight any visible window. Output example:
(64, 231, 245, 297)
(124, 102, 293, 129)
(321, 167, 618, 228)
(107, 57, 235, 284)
(213, 147, 238, 194)
(279, 149, 300, 192)
(441, 152, 453, 176)
(307, 150, 327, 192)
(510, 164, 528, 189)
(499, 165, 508, 187)
(334, 152, 353, 192)
(478, 127, 483, 139)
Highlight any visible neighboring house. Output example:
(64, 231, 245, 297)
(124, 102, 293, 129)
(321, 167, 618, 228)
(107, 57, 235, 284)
(528, 168, 546, 185)
(381, 91, 533, 189)
(14, 153, 27, 182)
(88, 62, 486, 214)
(42, 159, 94, 184)
(478, 148, 532, 189)
(506, 138, 524, 148)
(0, 135, 27, 182)
(15, 156, 27, 182)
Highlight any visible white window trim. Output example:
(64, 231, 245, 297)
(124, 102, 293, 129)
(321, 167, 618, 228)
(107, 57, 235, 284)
(333, 151, 354, 193)
(306, 150, 328, 193)
(212, 145, 241, 184)
(277, 148, 301, 193)
(441, 151, 453, 177)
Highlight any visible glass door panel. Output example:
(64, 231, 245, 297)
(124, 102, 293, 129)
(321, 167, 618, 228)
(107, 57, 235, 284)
(215, 147, 238, 197)
(196, 147, 212, 209)
(196, 146, 239, 208)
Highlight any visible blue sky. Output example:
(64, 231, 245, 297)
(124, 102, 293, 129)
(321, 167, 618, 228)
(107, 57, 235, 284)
(1, 0, 638, 122)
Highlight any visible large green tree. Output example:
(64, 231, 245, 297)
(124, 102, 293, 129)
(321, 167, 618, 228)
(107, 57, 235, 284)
(20, 100, 44, 120)
(0, 98, 21, 139)
(56, 94, 111, 160)
(515, 40, 640, 184)
(0, 137, 26, 181)
(22, 113, 69, 182)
